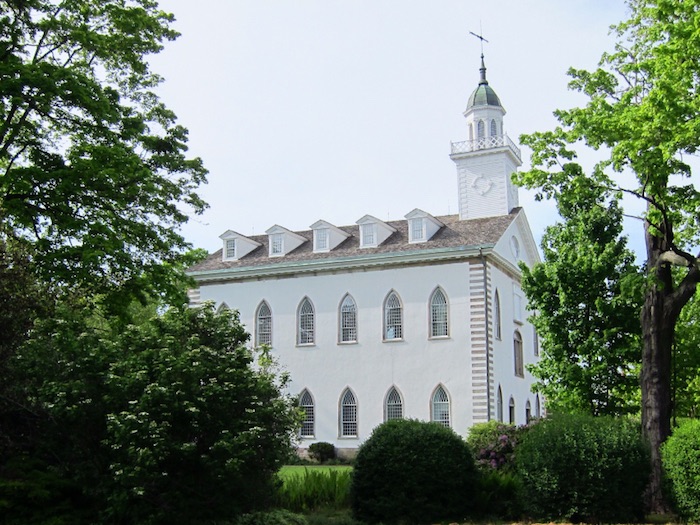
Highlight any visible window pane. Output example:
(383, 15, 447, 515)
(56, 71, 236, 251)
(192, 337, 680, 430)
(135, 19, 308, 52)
(225, 239, 236, 258)
(385, 388, 403, 421)
(271, 233, 283, 254)
(431, 289, 448, 337)
(340, 295, 357, 342)
(300, 391, 314, 437)
(316, 228, 328, 250)
(298, 299, 314, 344)
(341, 390, 357, 437)
(432, 387, 450, 428)
(361, 223, 375, 246)
(385, 293, 402, 339)
(257, 302, 272, 345)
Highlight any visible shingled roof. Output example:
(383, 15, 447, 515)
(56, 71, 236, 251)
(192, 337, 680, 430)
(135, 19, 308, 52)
(188, 209, 521, 274)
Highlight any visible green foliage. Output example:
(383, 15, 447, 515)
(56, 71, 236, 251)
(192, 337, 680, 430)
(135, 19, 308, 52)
(0, 0, 208, 304)
(2, 301, 298, 525)
(235, 509, 308, 525)
(308, 442, 336, 463)
(521, 197, 643, 416)
(674, 295, 700, 418)
(516, 413, 650, 522)
(661, 419, 700, 521)
(466, 421, 523, 471)
(277, 468, 351, 513)
(351, 419, 475, 525)
(473, 469, 522, 521)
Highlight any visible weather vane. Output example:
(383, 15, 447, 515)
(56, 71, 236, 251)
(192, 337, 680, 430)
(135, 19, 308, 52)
(469, 26, 488, 55)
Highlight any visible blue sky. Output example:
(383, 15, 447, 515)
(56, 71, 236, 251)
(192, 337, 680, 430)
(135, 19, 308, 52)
(152, 1, 632, 253)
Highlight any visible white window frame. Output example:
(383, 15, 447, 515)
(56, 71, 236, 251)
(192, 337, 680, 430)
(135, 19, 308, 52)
(225, 239, 236, 259)
(270, 233, 284, 256)
(297, 298, 315, 345)
(429, 288, 449, 338)
(509, 397, 515, 424)
(494, 290, 502, 340)
(409, 218, 425, 242)
(384, 387, 403, 422)
(339, 294, 358, 344)
(315, 228, 329, 251)
(514, 330, 524, 377)
(383, 291, 403, 341)
(256, 301, 272, 346)
(360, 223, 376, 248)
(339, 389, 358, 438)
(299, 390, 315, 438)
(431, 385, 450, 428)
(497, 385, 503, 422)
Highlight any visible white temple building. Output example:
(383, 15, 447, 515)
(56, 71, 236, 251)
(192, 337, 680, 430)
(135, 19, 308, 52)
(187, 56, 542, 456)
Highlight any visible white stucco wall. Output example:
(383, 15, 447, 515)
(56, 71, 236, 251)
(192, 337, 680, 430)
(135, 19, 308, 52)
(197, 254, 540, 449)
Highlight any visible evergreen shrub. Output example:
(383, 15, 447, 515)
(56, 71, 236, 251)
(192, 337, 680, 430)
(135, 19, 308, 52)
(661, 419, 700, 521)
(516, 413, 649, 523)
(308, 442, 335, 463)
(351, 419, 475, 524)
(473, 468, 522, 520)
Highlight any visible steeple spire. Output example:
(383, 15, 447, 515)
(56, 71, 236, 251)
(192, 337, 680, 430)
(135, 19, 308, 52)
(479, 53, 488, 85)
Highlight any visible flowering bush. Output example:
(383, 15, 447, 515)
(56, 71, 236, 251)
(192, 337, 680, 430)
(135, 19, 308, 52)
(466, 421, 523, 471)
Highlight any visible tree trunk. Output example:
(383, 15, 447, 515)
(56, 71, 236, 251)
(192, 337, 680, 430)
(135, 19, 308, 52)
(641, 218, 700, 513)
(640, 285, 673, 514)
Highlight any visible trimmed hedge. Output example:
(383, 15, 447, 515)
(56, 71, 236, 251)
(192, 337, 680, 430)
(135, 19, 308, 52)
(515, 413, 649, 523)
(662, 419, 700, 521)
(351, 419, 475, 525)
(308, 442, 335, 463)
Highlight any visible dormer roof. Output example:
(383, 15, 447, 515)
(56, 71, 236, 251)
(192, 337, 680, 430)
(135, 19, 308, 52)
(310, 220, 351, 253)
(219, 230, 262, 261)
(265, 224, 307, 257)
(356, 214, 397, 248)
(404, 208, 445, 243)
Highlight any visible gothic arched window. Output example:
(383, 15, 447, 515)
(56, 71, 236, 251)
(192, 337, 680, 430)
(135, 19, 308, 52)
(431, 385, 450, 428)
(299, 389, 315, 438)
(339, 294, 357, 343)
(385, 387, 403, 421)
(384, 291, 403, 340)
(340, 388, 358, 437)
(514, 331, 524, 377)
(297, 297, 315, 345)
(430, 288, 449, 338)
(256, 301, 272, 346)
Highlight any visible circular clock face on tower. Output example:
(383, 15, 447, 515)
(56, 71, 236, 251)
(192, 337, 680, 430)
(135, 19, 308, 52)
(510, 236, 520, 259)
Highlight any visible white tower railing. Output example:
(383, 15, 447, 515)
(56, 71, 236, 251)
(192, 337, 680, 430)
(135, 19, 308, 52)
(450, 133, 522, 162)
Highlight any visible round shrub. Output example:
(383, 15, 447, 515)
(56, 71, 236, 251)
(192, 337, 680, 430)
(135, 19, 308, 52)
(515, 413, 649, 523)
(662, 419, 700, 521)
(308, 442, 336, 463)
(351, 419, 475, 524)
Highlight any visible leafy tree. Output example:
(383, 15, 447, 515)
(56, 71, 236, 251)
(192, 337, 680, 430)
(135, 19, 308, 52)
(1, 301, 299, 524)
(0, 0, 207, 304)
(521, 194, 642, 416)
(514, 0, 700, 510)
(673, 293, 700, 418)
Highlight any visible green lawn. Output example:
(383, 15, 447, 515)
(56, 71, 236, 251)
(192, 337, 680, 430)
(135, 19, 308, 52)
(278, 465, 353, 481)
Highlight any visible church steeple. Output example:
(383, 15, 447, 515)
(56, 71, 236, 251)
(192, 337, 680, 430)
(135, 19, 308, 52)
(449, 55, 522, 221)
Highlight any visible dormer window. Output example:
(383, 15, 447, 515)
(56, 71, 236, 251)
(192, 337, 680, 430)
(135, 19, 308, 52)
(404, 209, 444, 244)
(225, 239, 236, 259)
(315, 228, 328, 251)
(219, 230, 261, 261)
(410, 218, 425, 242)
(310, 220, 350, 253)
(356, 215, 397, 249)
(361, 223, 376, 247)
(265, 225, 306, 257)
(270, 233, 283, 256)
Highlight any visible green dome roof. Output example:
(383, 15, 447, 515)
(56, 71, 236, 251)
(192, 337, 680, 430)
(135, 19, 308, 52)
(465, 55, 503, 110)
